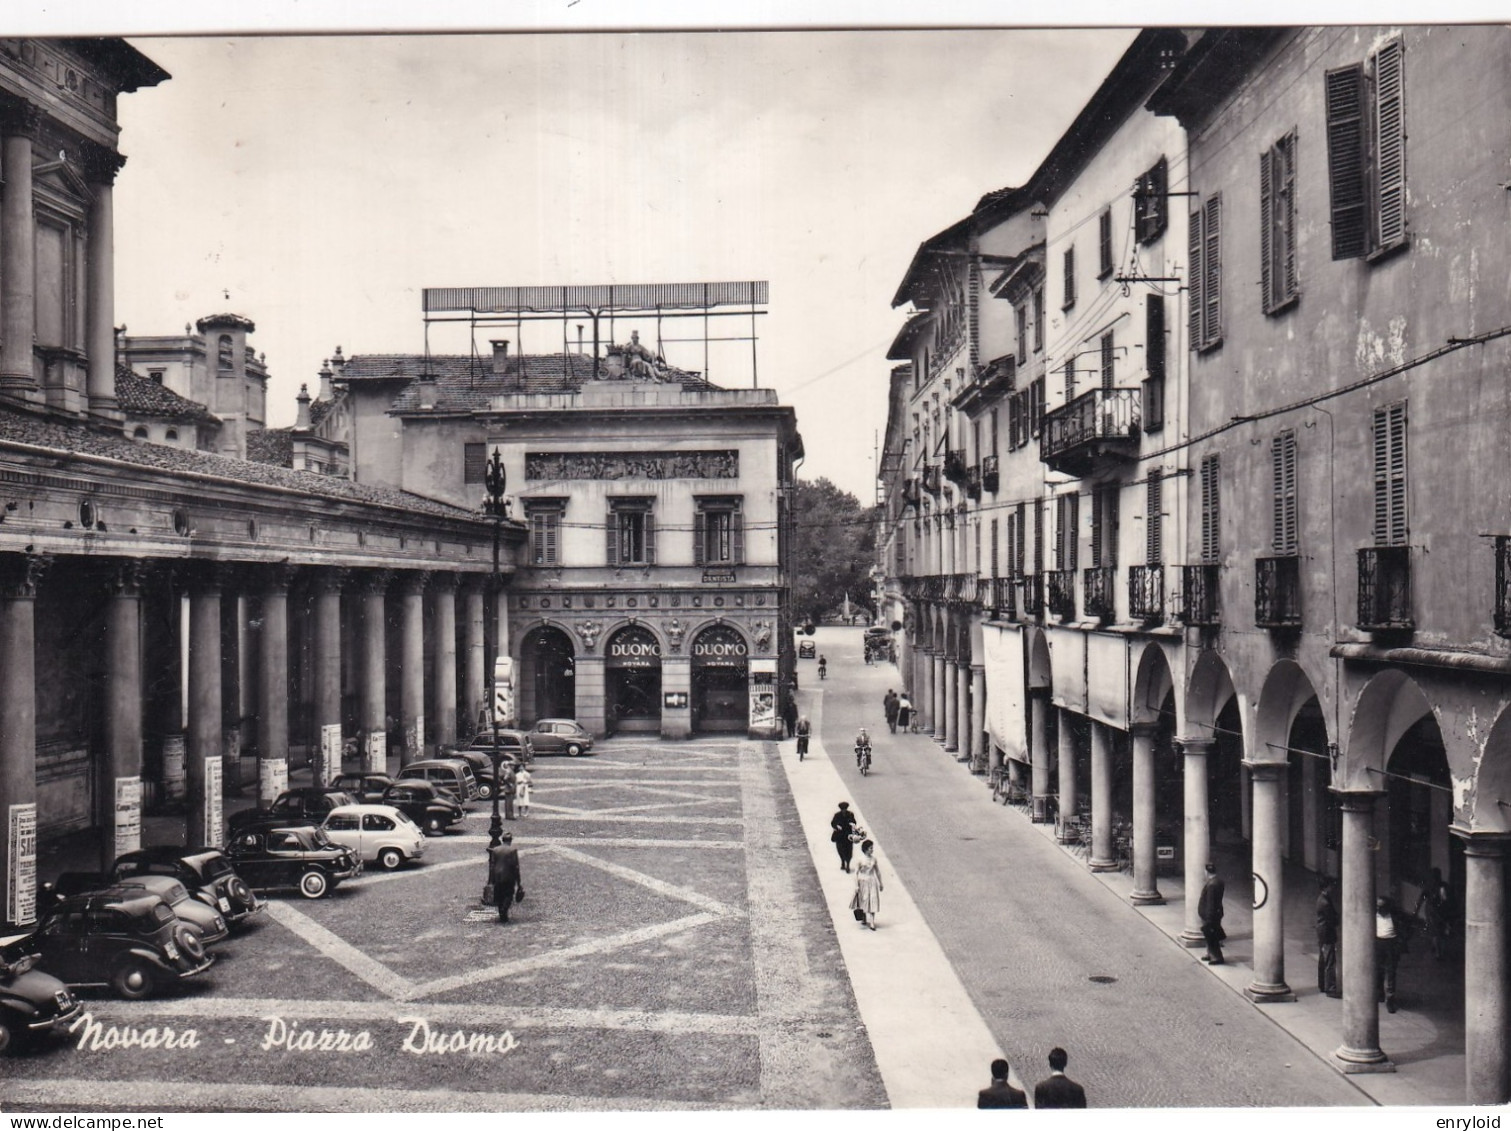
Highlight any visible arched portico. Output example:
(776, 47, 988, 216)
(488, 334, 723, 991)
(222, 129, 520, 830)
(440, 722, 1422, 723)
(1130, 642, 1178, 905)
(519, 622, 576, 725)
(1027, 629, 1055, 822)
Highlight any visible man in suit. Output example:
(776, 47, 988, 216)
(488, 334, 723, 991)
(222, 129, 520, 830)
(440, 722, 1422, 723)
(1199, 861, 1226, 965)
(1316, 877, 1340, 996)
(977, 1058, 1027, 1108)
(1033, 1047, 1087, 1108)
(487, 832, 524, 924)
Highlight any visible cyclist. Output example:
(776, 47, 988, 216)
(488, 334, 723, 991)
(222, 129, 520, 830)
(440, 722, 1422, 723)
(854, 728, 872, 774)
(818, 655, 828, 680)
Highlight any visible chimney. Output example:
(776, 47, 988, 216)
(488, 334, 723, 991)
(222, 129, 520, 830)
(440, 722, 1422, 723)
(491, 339, 512, 378)
(294, 383, 312, 431)
(318, 358, 334, 401)
(415, 370, 437, 411)
(330, 346, 346, 379)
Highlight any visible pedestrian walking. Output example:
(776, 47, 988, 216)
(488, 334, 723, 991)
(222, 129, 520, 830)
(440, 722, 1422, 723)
(830, 801, 858, 872)
(501, 763, 518, 820)
(515, 766, 533, 816)
(850, 839, 883, 930)
(781, 692, 799, 739)
(795, 715, 811, 760)
(1198, 861, 1226, 965)
(1413, 866, 1451, 960)
(1376, 895, 1406, 1012)
(896, 693, 913, 733)
(883, 689, 900, 734)
(1032, 1047, 1087, 1109)
(977, 1058, 1027, 1108)
(485, 832, 525, 924)
(1316, 877, 1340, 997)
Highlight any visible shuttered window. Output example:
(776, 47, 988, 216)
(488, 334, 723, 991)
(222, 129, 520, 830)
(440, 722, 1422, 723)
(1098, 208, 1114, 279)
(1261, 130, 1300, 312)
(527, 503, 563, 566)
(1091, 485, 1118, 568)
(1134, 156, 1168, 244)
(607, 501, 656, 565)
(1326, 39, 1407, 261)
(1272, 431, 1298, 555)
(1057, 493, 1079, 571)
(1146, 470, 1163, 566)
(463, 442, 487, 484)
(1064, 357, 1077, 402)
(1016, 304, 1029, 363)
(1144, 294, 1166, 432)
(1033, 288, 1045, 351)
(1033, 499, 1044, 573)
(1006, 510, 1020, 577)
(1014, 503, 1027, 577)
(1062, 245, 1076, 310)
(1030, 377, 1045, 439)
(990, 518, 999, 578)
(1373, 403, 1408, 546)
(1200, 454, 1221, 563)
(1188, 195, 1222, 351)
(1101, 331, 1115, 388)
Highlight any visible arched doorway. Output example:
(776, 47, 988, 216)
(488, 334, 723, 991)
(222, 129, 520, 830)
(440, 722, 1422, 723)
(691, 623, 749, 733)
(521, 625, 576, 724)
(1384, 714, 1461, 924)
(604, 624, 662, 734)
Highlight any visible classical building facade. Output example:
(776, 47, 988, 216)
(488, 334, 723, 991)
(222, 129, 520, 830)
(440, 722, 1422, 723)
(331, 311, 802, 742)
(882, 25, 1511, 1104)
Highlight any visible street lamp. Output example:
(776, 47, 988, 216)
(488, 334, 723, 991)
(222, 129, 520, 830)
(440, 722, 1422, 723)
(482, 446, 509, 849)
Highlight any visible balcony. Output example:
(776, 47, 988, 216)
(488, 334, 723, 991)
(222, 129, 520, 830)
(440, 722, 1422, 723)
(1357, 546, 1413, 631)
(1129, 564, 1164, 623)
(950, 572, 977, 603)
(981, 454, 1000, 494)
(1019, 572, 1044, 619)
(924, 574, 947, 602)
(991, 576, 1017, 620)
(977, 577, 994, 614)
(901, 478, 921, 510)
(1045, 570, 1076, 619)
(1255, 555, 1302, 628)
(966, 464, 982, 500)
(943, 449, 968, 485)
(1083, 566, 1116, 621)
(1496, 537, 1511, 636)
(1179, 564, 1221, 627)
(922, 464, 941, 496)
(1039, 387, 1142, 477)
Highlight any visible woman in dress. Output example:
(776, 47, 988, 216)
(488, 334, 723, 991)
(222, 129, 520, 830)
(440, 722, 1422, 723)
(515, 766, 533, 816)
(851, 839, 884, 930)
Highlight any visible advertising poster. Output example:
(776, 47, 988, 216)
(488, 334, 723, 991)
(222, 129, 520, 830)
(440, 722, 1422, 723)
(205, 755, 223, 846)
(7, 802, 36, 925)
(114, 775, 142, 859)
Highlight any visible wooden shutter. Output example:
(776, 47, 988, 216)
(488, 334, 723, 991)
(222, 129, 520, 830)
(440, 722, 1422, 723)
(545, 513, 558, 565)
(731, 509, 744, 565)
(1201, 454, 1221, 563)
(1006, 511, 1019, 577)
(1188, 206, 1204, 347)
(1101, 331, 1115, 388)
(1015, 503, 1027, 576)
(1033, 288, 1045, 351)
(1033, 497, 1044, 573)
(1017, 305, 1028, 362)
(694, 510, 707, 565)
(990, 518, 999, 578)
(1091, 488, 1104, 568)
(464, 443, 486, 484)
(1063, 246, 1076, 308)
(1146, 470, 1163, 565)
(1064, 358, 1076, 402)
(1260, 145, 1275, 309)
(1272, 431, 1297, 555)
(643, 512, 657, 564)
(1280, 132, 1298, 299)
(1372, 39, 1406, 251)
(1068, 493, 1079, 572)
(1146, 294, 1166, 384)
(1099, 209, 1113, 277)
(1031, 378, 1045, 438)
(1326, 63, 1368, 259)
(1373, 403, 1408, 546)
(605, 509, 618, 566)
(1202, 194, 1222, 347)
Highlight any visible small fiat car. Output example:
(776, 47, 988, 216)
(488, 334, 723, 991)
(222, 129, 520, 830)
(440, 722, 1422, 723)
(329, 772, 396, 804)
(380, 780, 464, 835)
(25, 887, 214, 1000)
(111, 846, 264, 928)
(528, 718, 595, 757)
(225, 826, 362, 899)
(321, 805, 426, 872)
(0, 940, 82, 1054)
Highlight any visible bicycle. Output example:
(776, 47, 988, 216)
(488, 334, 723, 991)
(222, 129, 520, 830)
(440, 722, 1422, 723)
(856, 743, 872, 776)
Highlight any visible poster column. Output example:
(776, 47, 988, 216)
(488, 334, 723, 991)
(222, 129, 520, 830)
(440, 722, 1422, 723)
(399, 572, 428, 767)
(186, 566, 224, 849)
(104, 560, 145, 869)
(430, 575, 458, 748)
(0, 554, 45, 928)
(309, 567, 346, 786)
(257, 565, 295, 808)
(358, 570, 392, 774)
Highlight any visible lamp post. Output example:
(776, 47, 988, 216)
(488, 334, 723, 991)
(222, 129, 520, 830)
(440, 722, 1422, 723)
(482, 446, 509, 849)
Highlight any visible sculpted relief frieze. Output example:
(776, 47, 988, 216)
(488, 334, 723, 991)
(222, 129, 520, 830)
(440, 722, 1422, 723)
(525, 450, 738, 481)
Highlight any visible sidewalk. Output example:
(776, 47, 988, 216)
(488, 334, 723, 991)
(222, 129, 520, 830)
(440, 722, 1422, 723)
(777, 685, 1020, 1108)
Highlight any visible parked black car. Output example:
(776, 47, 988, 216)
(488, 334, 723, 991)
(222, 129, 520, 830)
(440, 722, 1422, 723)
(44, 873, 228, 947)
(380, 779, 464, 835)
(462, 727, 534, 765)
(438, 750, 504, 799)
(329, 772, 396, 804)
(111, 847, 264, 928)
(25, 887, 214, 999)
(228, 787, 359, 835)
(0, 940, 82, 1054)
(224, 826, 362, 899)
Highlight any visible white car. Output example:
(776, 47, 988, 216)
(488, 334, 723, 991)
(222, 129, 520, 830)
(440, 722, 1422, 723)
(320, 805, 427, 872)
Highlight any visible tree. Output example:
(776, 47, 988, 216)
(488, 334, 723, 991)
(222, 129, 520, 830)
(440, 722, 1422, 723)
(790, 477, 877, 623)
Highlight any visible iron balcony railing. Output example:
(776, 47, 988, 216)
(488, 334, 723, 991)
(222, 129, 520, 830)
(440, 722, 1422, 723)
(1039, 386, 1142, 474)
(981, 454, 1000, 494)
(943, 449, 968, 485)
(1083, 566, 1116, 621)
(992, 576, 1017, 620)
(924, 574, 947, 601)
(1496, 537, 1511, 636)
(952, 572, 976, 603)
(1179, 564, 1221, 627)
(1129, 564, 1164, 622)
(1019, 572, 1043, 619)
(1358, 546, 1413, 631)
(1255, 555, 1302, 627)
(922, 464, 942, 495)
(1045, 570, 1076, 619)
(966, 464, 982, 500)
(977, 577, 994, 613)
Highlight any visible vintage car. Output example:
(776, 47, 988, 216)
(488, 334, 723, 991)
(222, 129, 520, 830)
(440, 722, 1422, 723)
(400, 758, 479, 803)
(435, 749, 518, 800)
(329, 772, 397, 804)
(45, 873, 228, 947)
(228, 786, 359, 835)
(24, 887, 214, 1000)
(380, 779, 465, 835)
(321, 805, 426, 871)
(526, 718, 595, 757)
(798, 639, 816, 659)
(111, 846, 264, 928)
(463, 728, 534, 765)
(224, 826, 362, 899)
(0, 939, 82, 1054)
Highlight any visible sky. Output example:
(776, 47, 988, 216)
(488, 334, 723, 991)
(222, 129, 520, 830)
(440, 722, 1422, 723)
(101, 24, 1140, 502)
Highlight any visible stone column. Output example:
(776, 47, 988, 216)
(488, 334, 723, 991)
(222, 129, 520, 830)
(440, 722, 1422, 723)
(257, 566, 295, 808)
(186, 568, 225, 849)
(82, 143, 126, 420)
(0, 99, 40, 403)
(461, 581, 485, 737)
(1029, 691, 1050, 821)
(967, 662, 984, 767)
(1089, 720, 1116, 871)
(103, 561, 145, 870)
(1460, 832, 1509, 1103)
(1130, 722, 1163, 904)
(357, 571, 391, 774)
(430, 575, 458, 748)
(1179, 737, 1214, 947)
(309, 568, 345, 786)
(1334, 790, 1392, 1072)
(933, 651, 947, 740)
(0, 555, 46, 927)
(398, 572, 428, 767)
(1057, 707, 1078, 841)
(1245, 760, 1295, 1002)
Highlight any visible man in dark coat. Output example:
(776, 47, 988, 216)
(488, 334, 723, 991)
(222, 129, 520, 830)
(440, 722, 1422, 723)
(501, 764, 518, 820)
(977, 1058, 1028, 1108)
(1033, 1047, 1087, 1108)
(1316, 877, 1341, 996)
(487, 833, 524, 923)
(782, 692, 799, 739)
(830, 801, 858, 872)
(1199, 861, 1226, 965)
(883, 690, 900, 734)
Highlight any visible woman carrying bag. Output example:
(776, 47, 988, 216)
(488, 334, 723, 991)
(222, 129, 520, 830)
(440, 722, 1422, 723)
(850, 838, 884, 930)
